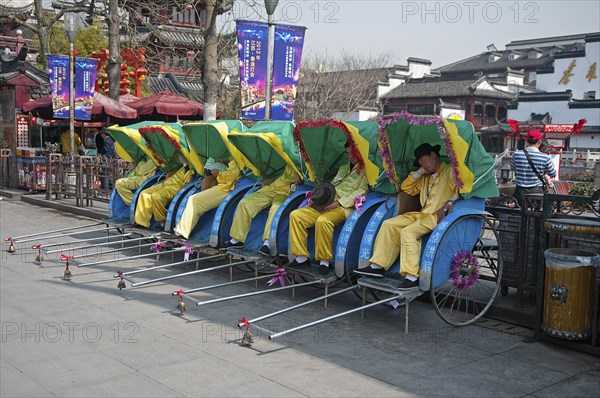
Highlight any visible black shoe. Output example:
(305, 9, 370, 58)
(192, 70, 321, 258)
(259, 245, 271, 256)
(354, 267, 385, 278)
(319, 264, 331, 275)
(285, 259, 309, 269)
(397, 278, 419, 290)
(221, 241, 244, 249)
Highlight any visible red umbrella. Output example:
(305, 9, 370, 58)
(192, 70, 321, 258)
(21, 93, 137, 120)
(91, 92, 137, 119)
(119, 93, 140, 104)
(127, 90, 204, 117)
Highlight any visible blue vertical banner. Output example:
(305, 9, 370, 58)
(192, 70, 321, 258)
(48, 55, 70, 119)
(271, 24, 306, 121)
(48, 55, 99, 120)
(236, 20, 268, 120)
(74, 57, 99, 120)
(236, 20, 306, 121)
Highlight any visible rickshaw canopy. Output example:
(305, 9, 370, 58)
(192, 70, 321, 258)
(107, 122, 161, 164)
(378, 113, 499, 199)
(182, 120, 249, 175)
(228, 121, 303, 181)
(138, 123, 203, 173)
(293, 119, 379, 186)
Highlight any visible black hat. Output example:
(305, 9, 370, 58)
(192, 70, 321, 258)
(311, 182, 336, 211)
(413, 143, 441, 168)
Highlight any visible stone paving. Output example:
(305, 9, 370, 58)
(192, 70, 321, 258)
(1, 198, 598, 397)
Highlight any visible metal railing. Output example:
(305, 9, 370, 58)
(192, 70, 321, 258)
(45, 153, 132, 207)
(0, 149, 11, 189)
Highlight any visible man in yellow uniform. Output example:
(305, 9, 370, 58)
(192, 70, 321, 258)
(221, 164, 302, 255)
(174, 159, 240, 239)
(286, 149, 368, 275)
(134, 164, 194, 228)
(60, 130, 82, 154)
(115, 158, 158, 205)
(355, 143, 458, 289)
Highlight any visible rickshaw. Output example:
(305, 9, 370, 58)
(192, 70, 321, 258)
(176, 119, 388, 310)
(106, 121, 164, 223)
(113, 120, 254, 287)
(238, 114, 503, 338)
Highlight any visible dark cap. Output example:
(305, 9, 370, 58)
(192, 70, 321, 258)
(310, 182, 336, 211)
(413, 143, 441, 168)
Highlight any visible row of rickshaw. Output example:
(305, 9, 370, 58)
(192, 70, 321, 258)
(6, 114, 503, 341)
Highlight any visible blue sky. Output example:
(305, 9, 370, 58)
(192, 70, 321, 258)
(222, 0, 600, 68)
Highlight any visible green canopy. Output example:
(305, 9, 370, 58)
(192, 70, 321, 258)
(107, 121, 164, 164)
(294, 119, 379, 187)
(182, 120, 247, 175)
(346, 121, 396, 195)
(379, 115, 498, 199)
(138, 123, 203, 173)
(228, 121, 302, 181)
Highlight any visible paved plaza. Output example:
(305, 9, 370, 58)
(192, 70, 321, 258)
(1, 197, 599, 397)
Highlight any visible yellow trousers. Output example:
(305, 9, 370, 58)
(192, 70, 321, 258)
(175, 187, 229, 239)
(289, 206, 349, 261)
(369, 212, 437, 277)
(230, 188, 288, 243)
(115, 175, 148, 205)
(134, 178, 188, 228)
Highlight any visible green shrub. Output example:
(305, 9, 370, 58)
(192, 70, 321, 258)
(568, 183, 596, 197)
(562, 171, 595, 182)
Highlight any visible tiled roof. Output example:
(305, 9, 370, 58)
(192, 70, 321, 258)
(148, 73, 204, 102)
(518, 91, 572, 102)
(381, 75, 514, 100)
(438, 43, 584, 74)
(569, 99, 600, 109)
(152, 25, 204, 47)
(0, 54, 48, 86)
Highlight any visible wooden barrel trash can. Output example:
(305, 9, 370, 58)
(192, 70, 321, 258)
(542, 248, 599, 341)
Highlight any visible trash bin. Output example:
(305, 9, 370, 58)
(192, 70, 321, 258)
(542, 248, 599, 340)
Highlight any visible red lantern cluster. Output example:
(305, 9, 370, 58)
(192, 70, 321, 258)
(91, 48, 148, 97)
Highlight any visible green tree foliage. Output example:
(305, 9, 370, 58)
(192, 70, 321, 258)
(36, 19, 108, 62)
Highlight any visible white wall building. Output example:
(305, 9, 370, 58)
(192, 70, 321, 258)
(508, 33, 600, 150)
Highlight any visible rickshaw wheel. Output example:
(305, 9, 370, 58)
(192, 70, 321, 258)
(430, 214, 503, 326)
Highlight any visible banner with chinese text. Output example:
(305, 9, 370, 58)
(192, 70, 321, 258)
(48, 55, 70, 119)
(236, 20, 306, 120)
(74, 57, 99, 120)
(236, 20, 268, 120)
(48, 55, 98, 120)
(271, 23, 306, 121)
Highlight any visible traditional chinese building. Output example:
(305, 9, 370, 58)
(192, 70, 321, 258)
(123, 1, 235, 100)
(377, 58, 516, 152)
(500, 32, 600, 151)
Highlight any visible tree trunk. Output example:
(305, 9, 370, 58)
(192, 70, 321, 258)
(33, 0, 48, 66)
(106, 0, 121, 101)
(202, 0, 220, 120)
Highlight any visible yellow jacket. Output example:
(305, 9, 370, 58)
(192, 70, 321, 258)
(216, 160, 241, 193)
(131, 159, 157, 180)
(60, 131, 81, 153)
(332, 163, 369, 209)
(401, 162, 457, 215)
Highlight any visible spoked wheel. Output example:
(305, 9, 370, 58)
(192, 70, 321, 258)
(430, 214, 503, 326)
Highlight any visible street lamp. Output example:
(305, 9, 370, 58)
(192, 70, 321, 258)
(64, 12, 77, 156)
(264, 0, 278, 120)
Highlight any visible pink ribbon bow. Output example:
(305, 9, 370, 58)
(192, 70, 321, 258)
(267, 268, 289, 287)
(354, 195, 366, 213)
(184, 242, 195, 261)
(300, 190, 313, 208)
(150, 241, 166, 253)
